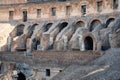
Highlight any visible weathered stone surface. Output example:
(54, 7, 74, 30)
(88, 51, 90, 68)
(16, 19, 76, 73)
(0, 0, 120, 80)
(0, 23, 15, 50)
(51, 49, 120, 80)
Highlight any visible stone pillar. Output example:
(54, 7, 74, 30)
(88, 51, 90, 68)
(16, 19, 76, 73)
(7, 36, 13, 52)
(26, 38, 32, 56)
(109, 33, 115, 48)
(41, 33, 50, 50)
(97, 41, 102, 51)
(50, 37, 54, 45)
(79, 35, 84, 51)
(63, 35, 68, 50)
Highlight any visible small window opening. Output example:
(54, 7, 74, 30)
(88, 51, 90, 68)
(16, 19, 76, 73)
(51, 8, 56, 16)
(97, 1, 102, 12)
(81, 5, 86, 15)
(113, 0, 119, 9)
(37, 9, 41, 17)
(46, 69, 50, 77)
(66, 6, 71, 16)
(23, 10, 27, 22)
(9, 11, 14, 20)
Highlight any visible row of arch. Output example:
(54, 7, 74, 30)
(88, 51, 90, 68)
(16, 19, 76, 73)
(15, 17, 115, 37)
(13, 17, 116, 51)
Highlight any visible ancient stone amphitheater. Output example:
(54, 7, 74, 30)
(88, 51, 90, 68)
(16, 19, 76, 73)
(0, 0, 120, 80)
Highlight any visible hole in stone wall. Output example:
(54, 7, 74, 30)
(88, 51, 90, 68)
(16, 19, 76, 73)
(66, 6, 71, 16)
(46, 69, 50, 77)
(84, 36, 93, 50)
(9, 11, 14, 20)
(90, 20, 101, 31)
(106, 18, 115, 28)
(59, 22, 68, 32)
(81, 5, 86, 15)
(69, 21, 85, 41)
(29, 24, 38, 38)
(16, 24, 25, 36)
(51, 8, 56, 16)
(59, 70, 62, 72)
(97, 1, 103, 12)
(74, 21, 85, 31)
(44, 23, 53, 32)
(17, 72, 26, 80)
(113, 0, 119, 9)
(32, 38, 40, 50)
(23, 10, 27, 22)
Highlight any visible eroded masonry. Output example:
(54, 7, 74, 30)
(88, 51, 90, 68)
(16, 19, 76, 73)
(0, 0, 120, 80)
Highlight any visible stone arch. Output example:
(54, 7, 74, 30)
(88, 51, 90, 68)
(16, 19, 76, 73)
(17, 72, 26, 80)
(59, 22, 68, 32)
(29, 23, 38, 37)
(90, 19, 101, 31)
(106, 18, 115, 28)
(74, 21, 85, 30)
(68, 21, 85, 41)
(10, 24, 25, 37)
(82, 33, 96, 51)
(44, 23, 53, 32)
(16, 24, 25, 36)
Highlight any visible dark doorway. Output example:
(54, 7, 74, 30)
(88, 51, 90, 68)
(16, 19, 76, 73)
(17, 72, 26, 80)
(84, 36, 93, 50)
(46, 69, 50, 77)
(23, 10, 27, 22)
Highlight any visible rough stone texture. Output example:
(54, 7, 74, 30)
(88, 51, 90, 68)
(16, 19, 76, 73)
(51, 48, 120, 80)
(0, 51, 100, 80)
(0, 0, 120, 80)
(0, 23, 15, 50)
(0, 0, 26, 5)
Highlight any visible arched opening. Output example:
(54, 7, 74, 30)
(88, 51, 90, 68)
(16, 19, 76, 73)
(84, 36, 93, 50)
(106, 18, 115, 28)
(28, 24, 38, 37)
(44, 23, 53, 32)
(69, 21, 85, 41)
(17, 72, 26, 80)
(74, 21, 85, 31)
(90, 20, 101, 31)
(32, 38, 40, 50)
(16, 24, 25, 36)
(59, 22, 68, 32)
